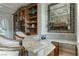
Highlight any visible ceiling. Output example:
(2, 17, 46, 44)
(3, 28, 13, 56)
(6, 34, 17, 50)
(0, 3, 29, 15)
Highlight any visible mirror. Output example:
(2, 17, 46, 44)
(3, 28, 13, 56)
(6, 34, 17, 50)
(48, 3, 75, 33)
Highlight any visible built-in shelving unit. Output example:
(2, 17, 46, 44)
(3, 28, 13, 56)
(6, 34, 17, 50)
(13, 3, 38, 36)
(25, 3, 37, 35)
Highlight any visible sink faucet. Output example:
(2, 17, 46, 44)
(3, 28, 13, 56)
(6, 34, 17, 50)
(40, 35, 46, 40)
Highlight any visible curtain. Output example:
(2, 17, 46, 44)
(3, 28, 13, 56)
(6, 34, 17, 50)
(0, 16, 8, 35)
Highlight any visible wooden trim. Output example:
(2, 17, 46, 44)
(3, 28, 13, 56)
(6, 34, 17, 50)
(75, 45, 78, 56)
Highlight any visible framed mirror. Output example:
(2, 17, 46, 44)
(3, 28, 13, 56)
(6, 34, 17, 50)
(48, 3, 75, 33)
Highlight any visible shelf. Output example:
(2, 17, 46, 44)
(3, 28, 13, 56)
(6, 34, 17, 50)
(29, 15, 37, 19)
(27, 22, 37, 24)
(26, 4, 37, 35)
(26, 32, 37, 35)
(27, 4, 37, 9)
(27, 27, 37, 29)
(14, 3, 38, 36)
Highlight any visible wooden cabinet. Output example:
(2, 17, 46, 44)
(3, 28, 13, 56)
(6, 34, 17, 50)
(13, 3, 38, 37)
(48, 41, 59, 56)
(49, 41, 77, 56)
(52, 41, 59, 56)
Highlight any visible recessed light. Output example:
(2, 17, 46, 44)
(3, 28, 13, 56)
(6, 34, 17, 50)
(0, 6, 2, 8)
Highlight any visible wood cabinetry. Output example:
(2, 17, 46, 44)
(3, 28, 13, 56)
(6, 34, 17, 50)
(13, 3, 38, 36)
(48, 41, 59, 56)
(52, 41, 59, 56)
(48, 41, 77, 56)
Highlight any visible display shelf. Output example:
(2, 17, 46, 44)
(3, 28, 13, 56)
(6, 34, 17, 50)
(13, 3, 38, 36)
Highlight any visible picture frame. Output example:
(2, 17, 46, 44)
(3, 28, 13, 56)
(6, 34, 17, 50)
(48, 3, 75, 33)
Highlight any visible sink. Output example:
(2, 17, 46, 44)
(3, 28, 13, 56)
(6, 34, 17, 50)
(22, 39, 49, 53)
(22, 38, 55, 56)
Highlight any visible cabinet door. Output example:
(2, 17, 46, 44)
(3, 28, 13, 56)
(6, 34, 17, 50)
(48, 41, 59, 56)
(51, 41, 59, 56)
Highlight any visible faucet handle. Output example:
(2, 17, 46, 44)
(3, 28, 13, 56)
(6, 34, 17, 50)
(41, 35, 46, 40)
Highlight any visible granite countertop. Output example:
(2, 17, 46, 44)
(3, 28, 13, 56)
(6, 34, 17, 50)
(41, 39, 78, 45)
(22, 39, 55, 56)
